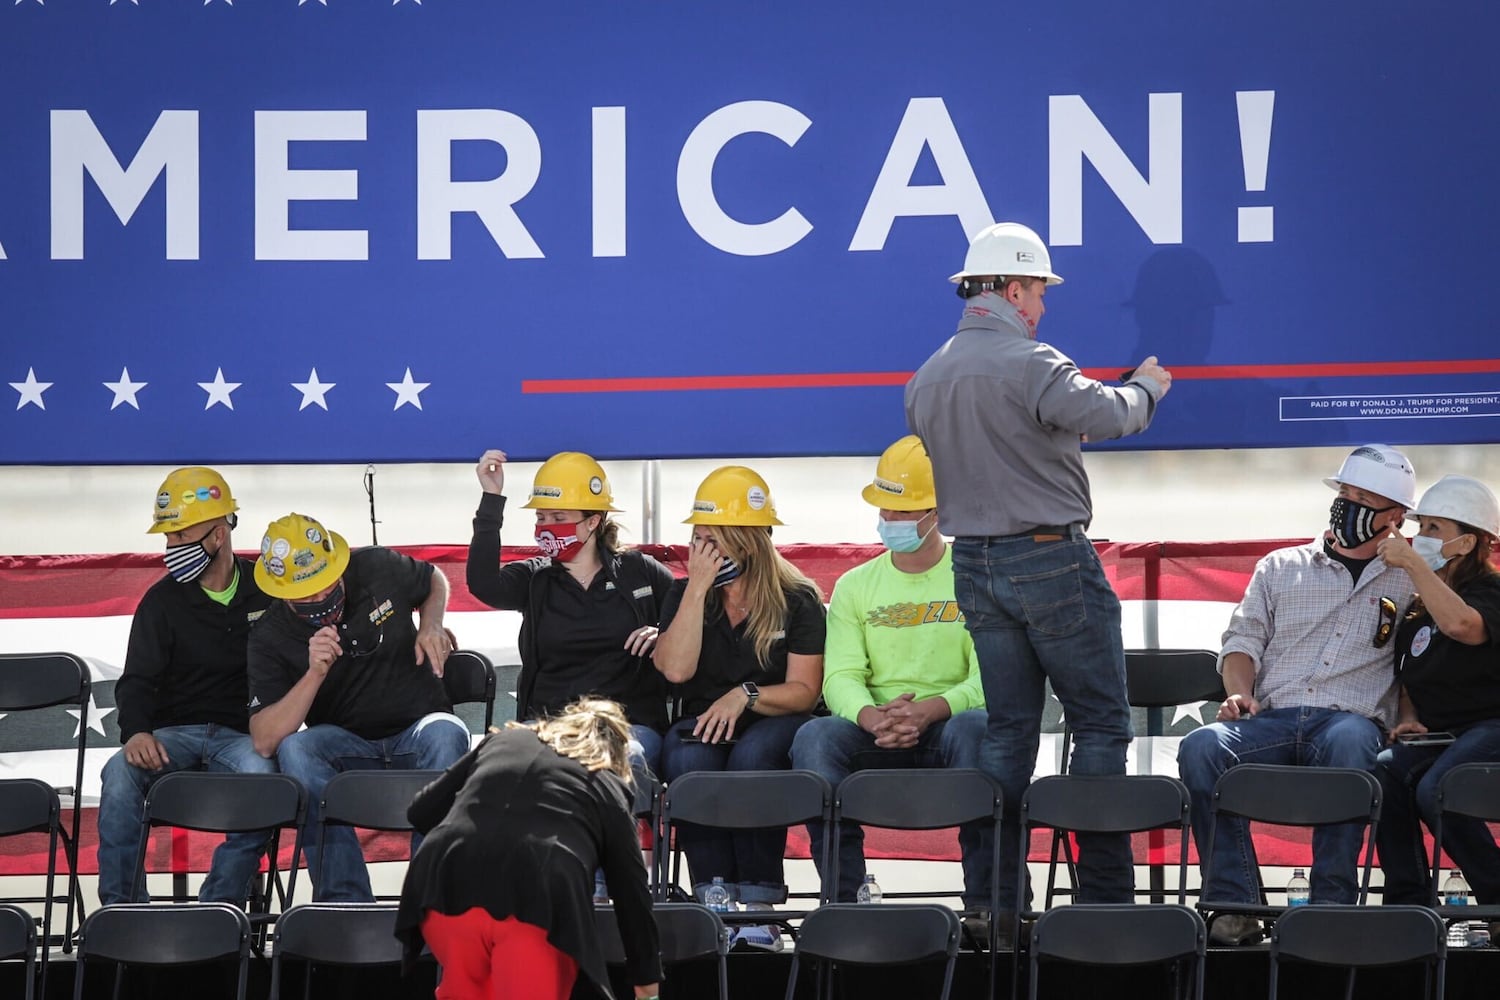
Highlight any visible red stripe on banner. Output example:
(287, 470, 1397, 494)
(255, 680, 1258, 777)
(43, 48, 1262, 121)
(522, 359, 1500, 394)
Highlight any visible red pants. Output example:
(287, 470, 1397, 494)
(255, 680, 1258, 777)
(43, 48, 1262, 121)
(422, 909, 579, 1000)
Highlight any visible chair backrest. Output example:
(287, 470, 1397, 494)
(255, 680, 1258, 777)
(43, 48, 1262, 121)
(0, 778, 60, 837)
(595, 902, 728, 966)
(1435, 762, 1500, 823)
(1124, 649, 1226, 709)
(1030, 904, 1205, 966)
(1211, 765, 1381, 827)
(320, 769, 444, 831)
(145, 772, 306, 834)
(0, 904, 36, 1000)
(442, 649, 496, 731)
(796, 903, 960, 965)
(1269, 904, 1446, 1000)
(0, 652, 90, 712)
(75, 902, 251, 967)
(272, 904, 402, 965)
(836, 767, 1001, 831)
(661, 769, 831, 832)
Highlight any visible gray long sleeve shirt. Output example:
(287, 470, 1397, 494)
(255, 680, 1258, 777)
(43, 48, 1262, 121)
(904, 294, 1163, 538)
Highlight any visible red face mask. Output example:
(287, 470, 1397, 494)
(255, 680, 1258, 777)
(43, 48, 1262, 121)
(535, 521, 587, 562)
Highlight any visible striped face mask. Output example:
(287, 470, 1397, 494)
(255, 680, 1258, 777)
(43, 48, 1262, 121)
(164, 527, 219, 584)
(713, 556, 742, 588)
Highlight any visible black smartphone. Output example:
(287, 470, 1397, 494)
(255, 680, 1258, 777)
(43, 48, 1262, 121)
(1398, 732, 1456, 746)
(678, 734, 737, 745)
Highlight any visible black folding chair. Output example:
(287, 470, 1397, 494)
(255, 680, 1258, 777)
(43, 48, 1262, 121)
(442, 649, 497, 733)
(0, 903, 37, 1000)
(1200, 765, 1381, 940)
(829, 768, 1003, 994)
(139, 771, 306, 944)
(269, 903, 402, 1000)
(0, 652, 92, 951)
(658, 769, 832, 932)
(1029, 904, 1206, 1000)
(1269, 905, 1446, 1000)
(596, 903, 729, 1000)
(0, 780, 64, 996)
(72, 903, 252, 1000)
(318, 769, 444, 902)
(783, 903, 961, 1000)
(1429, 763, 1500, 929)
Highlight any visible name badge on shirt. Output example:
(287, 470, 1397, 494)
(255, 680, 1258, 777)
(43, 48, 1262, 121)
(632, 586, 654, 599)
(1410, 626, 1432, 657)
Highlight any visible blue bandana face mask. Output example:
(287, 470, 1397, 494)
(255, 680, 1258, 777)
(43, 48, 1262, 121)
(1329, 496, 1396, 548)
(290, 579, 346, 627)
(876, 515, 934, 553)
(713, 556, 742, 588)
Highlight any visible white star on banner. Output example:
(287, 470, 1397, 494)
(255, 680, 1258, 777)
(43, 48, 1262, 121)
(14, 0, 46, 7)
(198, 368, 241, 410)
(298, 0, 328, 5)
(10, 368, 52, 410)
(203, 0, 232, 5)
(103, 367, 148, 410)
(1171, 701, 1211, 728)
(66, 693, 115, 739)
(387, 367, 430, 410)
(109, 0, 140, 5)
(392, 0, 422, 5)
(292, 368, 335, 411)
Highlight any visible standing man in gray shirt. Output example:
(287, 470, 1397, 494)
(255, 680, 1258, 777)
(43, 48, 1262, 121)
(905, 222, 1171, 940)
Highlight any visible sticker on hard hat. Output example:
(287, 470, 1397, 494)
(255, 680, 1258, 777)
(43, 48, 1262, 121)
(263, 555, 286, 577)
(195, 487, 212, 501)
(746, 487, 767, 510)
(1015, 251, 1035, 263)
(208, 485, 221, 499)
(293, 548, 315, 568)
(589, 476, 603, 495)
(272, 538, 291, 559)
(692, 500, 717, 514)
(156, 491, 171, 509)
(181, 491, 196, 504)
(873, 476, 904, 496)
(156, 508, 181, 523)
(305, 527, 323, 543)
(533, 486, 563, 499)
(260, 536, 273, 554)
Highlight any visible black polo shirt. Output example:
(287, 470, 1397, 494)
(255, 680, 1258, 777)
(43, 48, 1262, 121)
(247, 547, 452, 741)
(116, 557, 273, 741)
(1396, 573, 1500, 732)
(659, 579, 826, 719)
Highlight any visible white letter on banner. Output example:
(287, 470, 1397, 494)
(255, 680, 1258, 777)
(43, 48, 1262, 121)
(677, 101, 812, 256)
(1048, 93, 1182, 245)
(416, 109, 543, 260)
(593, 107, 626, 258)
(50, 110, 200, 260)
(849, 98, 993, 251)
(254, 110, 368, 261)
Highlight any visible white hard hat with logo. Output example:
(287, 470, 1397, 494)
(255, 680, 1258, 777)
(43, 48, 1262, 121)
(1322, 444, 1417, 509)
(1408, 474, 1500, 537)
(949, 222, 1063, 286)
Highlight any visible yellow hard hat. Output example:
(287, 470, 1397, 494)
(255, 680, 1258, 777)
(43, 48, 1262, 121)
(683, 466, 785, 526)
(862, 435, 937, 511)
(253, 513, 351, 600)
(521, 452, 622, 512)
(147, 467, 239, 534)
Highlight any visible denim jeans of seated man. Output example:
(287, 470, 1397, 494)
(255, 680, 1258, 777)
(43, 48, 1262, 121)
(1376, 719, 1500, 905)
(96, 724, 279, 905)
(276, 713, 470, 902)
(1177, 706, 1384, 904)
(791, 709, 993, 906)
(951, 532, 1135, 909)
(660, 713, 809, 905)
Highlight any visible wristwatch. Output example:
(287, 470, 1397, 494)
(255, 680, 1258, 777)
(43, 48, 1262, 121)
(741, 682, 760, 710)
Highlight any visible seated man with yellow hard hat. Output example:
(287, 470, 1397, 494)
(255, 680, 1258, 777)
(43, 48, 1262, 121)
(790, 437, 992, 920)
(246, 513, 470, 902)
(98, 467, 278, 905)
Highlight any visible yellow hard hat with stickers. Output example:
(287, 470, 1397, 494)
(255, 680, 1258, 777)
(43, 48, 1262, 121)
(254, 512, 350, 600)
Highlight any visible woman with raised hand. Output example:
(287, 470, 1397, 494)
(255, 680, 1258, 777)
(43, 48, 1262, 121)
(1374, 474, 1500, 910)
(397, 698, 661, 1000)
(653, 465, 825, 952)
(467, 449, 675, 784)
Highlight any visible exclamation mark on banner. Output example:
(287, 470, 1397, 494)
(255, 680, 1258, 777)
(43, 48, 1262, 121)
(1236, 90, 1276, 242)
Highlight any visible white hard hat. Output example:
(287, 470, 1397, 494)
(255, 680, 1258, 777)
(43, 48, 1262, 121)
(1322, 444, 1417, 509)
(949, 222, 1063, 286)
(1409, 474, 1500, 537)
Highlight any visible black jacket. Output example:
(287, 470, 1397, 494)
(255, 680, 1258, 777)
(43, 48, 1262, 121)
(396, 728, 663, 996)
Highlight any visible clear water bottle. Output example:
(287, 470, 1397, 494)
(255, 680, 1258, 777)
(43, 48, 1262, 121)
(856, 873, 883, 904)
(704, 876, 732, 913)
(593, 871, 609, 905)
(1285, 868, 1310, 907)
(1444, 870, 1470, 948)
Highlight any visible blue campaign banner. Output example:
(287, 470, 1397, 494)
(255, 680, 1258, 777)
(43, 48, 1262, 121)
(2, 1, 1497, 463)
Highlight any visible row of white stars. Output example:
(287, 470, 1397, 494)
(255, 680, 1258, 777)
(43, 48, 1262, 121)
(9, 366, 430, 411)
(15, 1, 424, 7)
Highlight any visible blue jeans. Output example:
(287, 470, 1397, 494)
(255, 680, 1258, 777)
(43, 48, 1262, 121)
(96, 724, 278, 905)
(276, 713, 470, 902)
(660, 713, 810, 904)
(791, 709, 994, 906)
(629, 724, 663, 789)
(1376, 719, 1500, 905)
(951, 531, 1134, 907)
(1177, 706, 1383, 904)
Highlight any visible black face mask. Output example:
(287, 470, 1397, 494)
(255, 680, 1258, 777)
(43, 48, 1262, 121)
(290, 579, 346, 627)
(1329, 497, 1396, 548)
